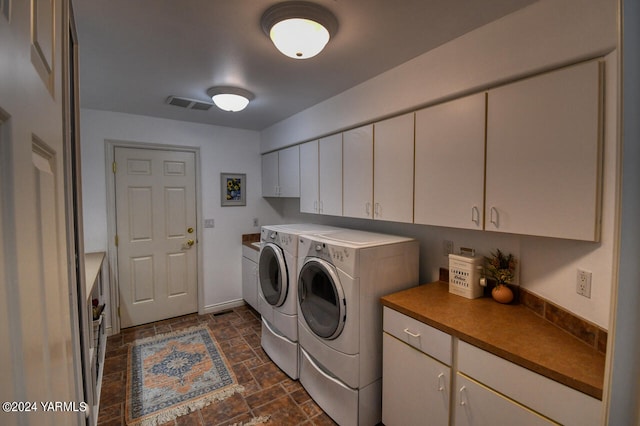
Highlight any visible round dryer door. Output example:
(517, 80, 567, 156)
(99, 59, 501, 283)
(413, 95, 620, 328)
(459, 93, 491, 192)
(258, 242, 288, 306)
(298, 258, 346, 340)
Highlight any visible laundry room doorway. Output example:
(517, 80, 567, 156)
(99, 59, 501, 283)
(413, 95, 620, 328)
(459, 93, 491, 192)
(112, 145, 200, 328)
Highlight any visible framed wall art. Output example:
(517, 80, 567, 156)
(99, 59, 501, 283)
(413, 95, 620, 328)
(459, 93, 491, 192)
(221, 173, 246, 206)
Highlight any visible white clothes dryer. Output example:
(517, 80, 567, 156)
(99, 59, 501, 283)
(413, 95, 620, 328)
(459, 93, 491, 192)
(296, 229, 419, 426)
(257, 223, 341, 379)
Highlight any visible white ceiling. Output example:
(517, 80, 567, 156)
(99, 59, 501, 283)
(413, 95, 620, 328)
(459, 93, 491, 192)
(73, 0, 537, 131)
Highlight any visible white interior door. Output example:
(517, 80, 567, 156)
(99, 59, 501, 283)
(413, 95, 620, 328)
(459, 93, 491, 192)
(115, 147, 198, 327)
(1, 2, 83, 423)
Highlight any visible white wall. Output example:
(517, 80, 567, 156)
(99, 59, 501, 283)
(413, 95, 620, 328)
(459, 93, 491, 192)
(80, 109, 284, 311)
(259, 0, 618, 329)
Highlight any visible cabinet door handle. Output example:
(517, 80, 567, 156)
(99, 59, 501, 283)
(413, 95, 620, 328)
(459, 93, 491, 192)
(490, 207, 499, 228)
(437, 373, 446, 392)
(471, 206, 480, 225)
(403, 328, 420, 338)
(374, 202, 381, 217)
(314, 200, 318, 212)
(319, 200, 324, 213)
(459, 386, 468, 406)
(366, 202, 371, 216)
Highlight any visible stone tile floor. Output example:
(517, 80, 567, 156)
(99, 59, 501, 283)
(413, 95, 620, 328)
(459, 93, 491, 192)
(97, 305, 337, 425)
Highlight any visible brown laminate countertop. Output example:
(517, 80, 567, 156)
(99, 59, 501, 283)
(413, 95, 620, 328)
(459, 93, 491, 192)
(380, 281, 605, 400)
(242, 233, 261, 251)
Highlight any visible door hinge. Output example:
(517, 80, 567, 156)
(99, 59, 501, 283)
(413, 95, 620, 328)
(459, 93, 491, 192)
(117, 306, 121, 318)
(112, 162, 117, 173)
(115, 235, 119, 246)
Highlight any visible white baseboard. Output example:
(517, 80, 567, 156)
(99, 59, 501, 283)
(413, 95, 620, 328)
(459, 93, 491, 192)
(201, 299, 246, 315)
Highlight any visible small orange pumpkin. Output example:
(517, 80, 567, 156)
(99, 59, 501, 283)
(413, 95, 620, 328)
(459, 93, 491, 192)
(492, 284, 514, 304)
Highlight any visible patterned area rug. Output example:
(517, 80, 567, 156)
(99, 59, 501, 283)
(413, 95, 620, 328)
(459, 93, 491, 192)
(126, 325, 264, 425)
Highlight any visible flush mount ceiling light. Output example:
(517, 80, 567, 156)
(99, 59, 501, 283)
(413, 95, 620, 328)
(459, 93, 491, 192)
(207, 86, 255, 112)
(261, 1, 338, 59)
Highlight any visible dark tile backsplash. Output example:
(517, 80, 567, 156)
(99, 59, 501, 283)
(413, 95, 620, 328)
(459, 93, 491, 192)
(441, 268, 607, 354)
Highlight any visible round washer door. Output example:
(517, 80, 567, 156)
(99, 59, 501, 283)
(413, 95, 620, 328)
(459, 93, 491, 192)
(258, 242, 288, 307)
(298, 258, 346, 340)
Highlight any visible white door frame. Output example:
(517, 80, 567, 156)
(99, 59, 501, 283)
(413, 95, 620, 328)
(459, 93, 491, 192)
(105, 140, 203, 333)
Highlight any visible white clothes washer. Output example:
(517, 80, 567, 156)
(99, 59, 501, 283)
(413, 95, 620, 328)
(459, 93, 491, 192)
(257, 224, 341, 379)
(296, 229, 419, 426)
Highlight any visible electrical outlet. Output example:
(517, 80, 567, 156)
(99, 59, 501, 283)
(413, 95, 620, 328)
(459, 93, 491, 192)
(576, 269, 592, 298)
(253, 218, 259, 227)
(204, 219, 215, 228)
(443, 240, 454, 256)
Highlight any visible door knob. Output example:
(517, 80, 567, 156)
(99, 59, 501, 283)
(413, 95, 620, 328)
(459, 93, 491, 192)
(186, 239, 195, 247)
(187, 227, 194, 234)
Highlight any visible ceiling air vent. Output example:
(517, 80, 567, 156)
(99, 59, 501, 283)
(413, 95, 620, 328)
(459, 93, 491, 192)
(166, 96, 214, 111)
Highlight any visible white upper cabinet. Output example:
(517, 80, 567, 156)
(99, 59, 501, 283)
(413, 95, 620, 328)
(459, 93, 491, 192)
(261, 151, 280, 197)
(278, 145, 301, 197)
(319, 134, 343, 216)
(374, 113, 415, 223)
(300, 135, 343, 215)
(262, 145, 300, 197)
(414, 93, 486, 230)
(299, 140, 319, 213)
(343, 125, 374, 219)
(486, 60, 603, 241)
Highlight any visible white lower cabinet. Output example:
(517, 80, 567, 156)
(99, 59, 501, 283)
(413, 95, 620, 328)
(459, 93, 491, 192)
(456, 340, 601, 426)
(241, 245, 259, 310)
(454, 373, 555, 426)
(382, 333, 450, 426)
(382, 308, 601, 426)
(382, 307, 452, 426)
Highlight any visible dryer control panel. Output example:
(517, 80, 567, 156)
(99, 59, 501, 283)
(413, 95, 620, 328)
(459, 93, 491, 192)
(299, 236, 357, 277)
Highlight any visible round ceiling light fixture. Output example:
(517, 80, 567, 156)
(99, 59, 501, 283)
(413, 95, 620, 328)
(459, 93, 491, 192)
(207, 86, 255, 112)
(261, 1, 338, 59)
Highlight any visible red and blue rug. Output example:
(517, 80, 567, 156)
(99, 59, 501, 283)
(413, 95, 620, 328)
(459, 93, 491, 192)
(125, 325, 251, 425)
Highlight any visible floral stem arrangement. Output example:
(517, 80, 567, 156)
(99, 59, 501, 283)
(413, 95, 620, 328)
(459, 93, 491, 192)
(485, 249, 517, 304)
